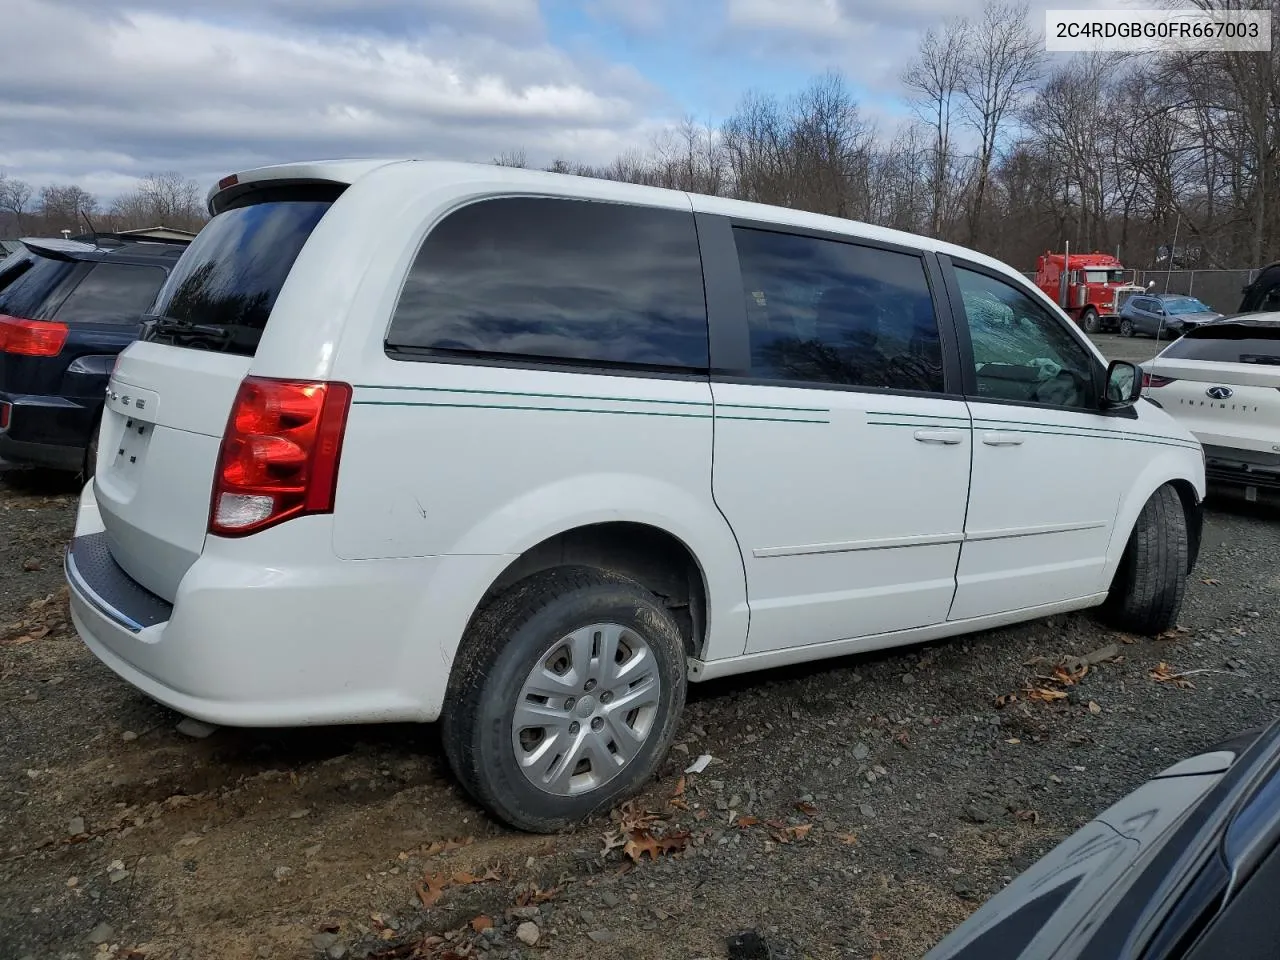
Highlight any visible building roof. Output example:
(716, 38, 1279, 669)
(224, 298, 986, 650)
(116, 225, 200, 241)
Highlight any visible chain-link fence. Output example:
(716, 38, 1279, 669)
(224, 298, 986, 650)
(1130, 269, 1260, 314)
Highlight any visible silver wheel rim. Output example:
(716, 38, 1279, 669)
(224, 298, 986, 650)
(511, 622, 662, 797)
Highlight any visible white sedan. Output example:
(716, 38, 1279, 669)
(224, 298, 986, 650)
(1142, 314, 1280, 495)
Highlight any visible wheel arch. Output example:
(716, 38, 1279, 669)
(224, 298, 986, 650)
(474, 521, 714, 661)
(1105, 459, 1205, 584)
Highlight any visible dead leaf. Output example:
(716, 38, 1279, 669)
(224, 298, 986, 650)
(1156, 626, 1192, 642)
(623, 829, 689, 862)
(601, 830, 626, 855)
(795, 801, 819, 816)
(789, 823, 813, 841)
(422, 836, 474, 857)
(1005, 737, 1021, 744)
(994, 693, 1018, 709)
(1150, 662, 1195, 689)
(617, 800, 659, 833)
(1014, 809, 1040, 824)
(836, 832, 859, 845)
(694, 808, 709, 821)
(735, 816, 760, 829)
(417, 874, 450, 908)
(672, 776, 686, 798)
(1051, 662, 1088, 685)
(470, 915, 493, 933)
(1025, 686, 1068, 703)
(1202, 578, 1221, 586)
(1088, 700, 1102, 714)
(894, 730, 911, 747)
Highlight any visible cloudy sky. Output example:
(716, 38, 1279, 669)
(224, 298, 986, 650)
(1, 0, 1113, 202)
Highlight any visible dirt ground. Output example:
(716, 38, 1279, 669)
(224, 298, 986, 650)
(2, 466, 1278, 960)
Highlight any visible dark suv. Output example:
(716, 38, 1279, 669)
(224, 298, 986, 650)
(0, 235, 187, 476)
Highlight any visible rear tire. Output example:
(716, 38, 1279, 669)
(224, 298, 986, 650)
(441, 566, 687, 833)
(1081, 308, 1101, 334)
(1119, 318, 1135, 338)
(1101, 485, 1189, 635)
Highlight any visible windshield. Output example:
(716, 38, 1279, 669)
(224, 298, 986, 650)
(148, 198, 334, 356)
(1164, 297, 1212, 316)
(1084, 269, 1125, 284)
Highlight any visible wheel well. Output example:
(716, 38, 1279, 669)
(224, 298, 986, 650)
(481, 523, 709, 658)
(1168, 479, 1204, 574)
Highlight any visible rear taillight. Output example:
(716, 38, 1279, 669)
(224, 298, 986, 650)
(0, 401, 10, 430)
(1142, 373, 1177, 388)
(0, 314, 68, 357)
(209, 376, 352, 537)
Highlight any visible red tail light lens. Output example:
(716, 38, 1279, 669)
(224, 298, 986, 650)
(0, 401, 10, 430)
(1142, 373, 1177, 388)
(209, 377, 352, 537)
(0, 314, 68, 356)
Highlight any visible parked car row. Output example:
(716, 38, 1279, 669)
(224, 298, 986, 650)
(0, 233, 187, 475)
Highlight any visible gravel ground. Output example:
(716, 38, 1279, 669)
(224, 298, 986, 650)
(2, 351, 1278, 960)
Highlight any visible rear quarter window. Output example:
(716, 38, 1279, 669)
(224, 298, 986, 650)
(54, 262, 168, 324)
(0, 253, 79, 320)
(386, 197, 709, 371)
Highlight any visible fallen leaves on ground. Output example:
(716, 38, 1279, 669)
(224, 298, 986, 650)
(514, 884, 562, 907)
(1, 590, 67, 645)
(623, 829, 690, 862)
(415, 866, 502, 908)
(994, 693, 1019, 709)
(601, 830, 627, 855)
(1024, 686, 1069, 703)
(795, 801, 819, 816)
(616, 800, 659, 833)
(420, 837, 474, 858)
(769, 823, 813, 844)
(469, 915, 493, 933)
(735, 816, 760, 829)
(1202, 578, 1221, 586)
(1151, 662, 1195, 689)
(1013, 809, 1040, 824)
(1050, 662, 1088, 686)
(668, 776, 689, 810)
(1157, 625, 1192, 642)
(836, 833, 859, 845)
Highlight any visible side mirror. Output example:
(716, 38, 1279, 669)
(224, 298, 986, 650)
(1103, 360, 1142, 408)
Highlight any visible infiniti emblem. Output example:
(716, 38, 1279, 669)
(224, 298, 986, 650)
(1206, 386, 1233, 400)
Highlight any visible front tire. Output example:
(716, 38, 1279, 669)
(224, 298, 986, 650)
(441, 566, 687, 833)
(1081, 308, 1101, 334)
(1119, 318, 1135, 338)
(1101, 485, 1189, 635)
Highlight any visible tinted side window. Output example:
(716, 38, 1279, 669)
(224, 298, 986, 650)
(0, 254, 78, 320)
(54, 263, 168, 324)
(732, 228, 944, 392)
(953, 266, 1097, 408)
(387, 198, 708, 370)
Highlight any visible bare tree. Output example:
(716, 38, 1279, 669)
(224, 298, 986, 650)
(109, 172, 204, 232)
(0, 175, 33, 232)
(958, 0, 1043, 243)
(903, 17, 971, 237)
(39, 184, 98, 234)
(492, 149, 528, 168)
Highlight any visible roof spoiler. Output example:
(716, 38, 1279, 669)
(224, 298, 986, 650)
(17, 237, 100, 261)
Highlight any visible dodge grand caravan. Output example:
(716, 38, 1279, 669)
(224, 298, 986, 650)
(65, 160, 1206, 832)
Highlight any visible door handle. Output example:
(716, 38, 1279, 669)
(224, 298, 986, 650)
(982, 432, 1024, 446)
(914, 429, 965, 445)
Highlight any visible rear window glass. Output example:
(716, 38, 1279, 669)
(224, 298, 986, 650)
(55, 262, 168, 325)
(0, 253, 78, 320)
(1161, 323, 1280, 365)
(148, 199, 333, 355)
(387, 197, 709, 370)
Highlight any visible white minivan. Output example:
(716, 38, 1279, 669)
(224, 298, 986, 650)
(65, 160, 1206, 832)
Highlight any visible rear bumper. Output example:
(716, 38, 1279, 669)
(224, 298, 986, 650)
(65, 482, 502, 727)
(0, 392, 97, 470)
(1203, 444, 1280, 490)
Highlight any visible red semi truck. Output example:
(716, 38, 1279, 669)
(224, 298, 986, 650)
(1034, 248, 1146, 333)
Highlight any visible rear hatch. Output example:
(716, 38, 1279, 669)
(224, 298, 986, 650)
(0, 243, 85, 392)
(1145, 321, 1280, 454)
(96, 191, 338, 600)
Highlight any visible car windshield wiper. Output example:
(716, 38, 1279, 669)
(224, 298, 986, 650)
(142, 315, 233, 347)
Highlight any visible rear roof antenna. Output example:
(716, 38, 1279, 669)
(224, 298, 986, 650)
(79, 209, 100, 247)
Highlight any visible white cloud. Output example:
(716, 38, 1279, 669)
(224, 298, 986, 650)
(0, 0, 667, 202)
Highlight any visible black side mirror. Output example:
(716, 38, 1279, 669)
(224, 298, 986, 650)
(1103, 360, 1142, 408)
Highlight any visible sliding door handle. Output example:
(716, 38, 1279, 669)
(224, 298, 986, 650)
(914, 429, 965, 445)
(982, 432, 1024, 447)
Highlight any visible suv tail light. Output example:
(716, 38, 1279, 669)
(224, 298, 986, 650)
(210, 377, 352, 537)
(0, 314, 68, 356)
(1142, 373, 1177, 388)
